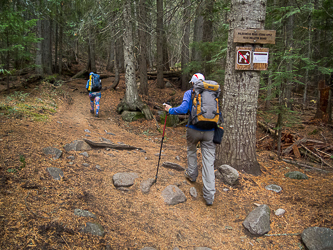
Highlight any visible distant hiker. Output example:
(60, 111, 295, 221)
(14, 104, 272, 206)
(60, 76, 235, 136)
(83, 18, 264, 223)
(163, 73, 221, 206)
(86, 72, 102, 117)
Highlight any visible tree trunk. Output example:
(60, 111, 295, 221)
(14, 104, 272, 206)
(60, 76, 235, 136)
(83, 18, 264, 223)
(55, 16, 58, 73)
(111, 44, 120, 89)
(117, 0, 153, 120)
(285, 7, 294, 110)
(88, 27, 97, 72)
(202, 0, 213, 76)
(106, 39, 115, 72)
(35, 11, 43, 75)
(6, 30, 10, 90)
(58, 1, 63, 75)
(303, 0, 313, 110)
(156, 0, 164, 88)
(42, 13, 52, 75)
(215, 0, 267, 175)
(181, 0, 191, 91)
(138, 0, 148, 95)
(191, 7, 203, 62)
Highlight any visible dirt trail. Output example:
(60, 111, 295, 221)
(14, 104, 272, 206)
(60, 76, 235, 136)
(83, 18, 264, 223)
(1, 77, 332, 249)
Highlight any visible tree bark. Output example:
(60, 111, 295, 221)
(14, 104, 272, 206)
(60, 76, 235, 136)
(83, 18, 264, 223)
(285, 4, 294, 110)
(88, 25, 97, 72)
(215, 0, 267, 175)
(303, 0, 313, 110)
(42, 8, 52, 75)
(111, 43, 120, 89)
(156, 0, 164, 88)
(58, 1, 63, 75)
(202, 0, 213, 76)
(181, 0, 191, 91)
(138, 0, 148, 95)
(35, 10, 43, 75)
(191, 6, 203, 62)
(117, 0, 153, 120)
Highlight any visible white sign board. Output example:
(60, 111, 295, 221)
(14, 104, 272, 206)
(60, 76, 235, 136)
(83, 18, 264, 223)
(253, 52, 269, 64)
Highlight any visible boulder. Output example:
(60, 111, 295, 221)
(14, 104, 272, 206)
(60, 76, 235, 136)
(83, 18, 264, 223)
(121, 111, 145, 122)
(161, 185, 186, 205)
(43, 147, 62, 159)
(285, 171, 308, 180)
(140, 178, 155, 194)
(301, 227, 333, 250)
(64, 140, 92, 152)
(80, 222, 105, 237)
(217, 165, 239, 185)
(74, 209, 96, 219)
(243, 204, 271, 236)
(113, 172, 139, 187)
(46, 167, 64, 180)
(265, 184, 282, 193)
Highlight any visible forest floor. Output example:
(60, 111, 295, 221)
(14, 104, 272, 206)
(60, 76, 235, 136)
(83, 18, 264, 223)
(0, 69, 333, 250)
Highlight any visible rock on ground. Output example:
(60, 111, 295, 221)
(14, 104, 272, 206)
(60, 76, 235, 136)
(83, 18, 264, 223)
(301, 227, 333, 250)
(46, 167, 64, 180)
(161, 185, 187, 205)
(217, 164, 239, 185)
(243, 204, 271, 236)
(113, 172, 139, 187)
(285, 171, 308, 179)
(74, 209, 96, 219)
(140, 178, 155, 193)
(265, 184, 282, 193)
(43, 147, 62, 159)
(64, 140, 92, 152)
(80, 222, 105, 237)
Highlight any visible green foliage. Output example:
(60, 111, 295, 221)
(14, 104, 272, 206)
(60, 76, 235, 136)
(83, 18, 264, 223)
(19, 155, 26, 169)
(0, 88, 57, 121)
(7, 168, 17, 173)
(0, 4, 39, 70)
(308, 129, 319, 135)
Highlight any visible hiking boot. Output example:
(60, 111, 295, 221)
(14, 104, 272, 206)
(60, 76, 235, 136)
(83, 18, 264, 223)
(206, 201, 213, 206)
(184, 170, 195, 182)
(95, 113, 99, 118)
(90, 110, 94, 114)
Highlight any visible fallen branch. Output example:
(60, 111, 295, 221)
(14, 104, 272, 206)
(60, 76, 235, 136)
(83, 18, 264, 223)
(301, 144, 333, 168)
(282, 159, 328, 172)
(314, 148, 333, 158)
(282, 137, 307, 155)
(257, 121, 276, 135)
(84, 139, 143, 151)
(265, 233, 301, 237)
(259, 134, 270, 142)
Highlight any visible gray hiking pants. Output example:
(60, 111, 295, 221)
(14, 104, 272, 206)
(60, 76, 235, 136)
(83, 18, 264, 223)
(186, 128, 216, 203)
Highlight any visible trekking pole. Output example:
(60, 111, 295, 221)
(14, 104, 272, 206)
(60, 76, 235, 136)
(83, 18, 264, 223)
(153, 112, 168, 184)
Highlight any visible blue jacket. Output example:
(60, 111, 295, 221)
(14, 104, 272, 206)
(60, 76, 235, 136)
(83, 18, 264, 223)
(168, 89, 215, 131)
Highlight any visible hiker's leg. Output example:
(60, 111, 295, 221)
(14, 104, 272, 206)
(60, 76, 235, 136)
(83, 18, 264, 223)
(89, 93, 94, 112)
(200, 130, 216, 203)
(186, 128, 201, 181)
(95, 93, 101, 115)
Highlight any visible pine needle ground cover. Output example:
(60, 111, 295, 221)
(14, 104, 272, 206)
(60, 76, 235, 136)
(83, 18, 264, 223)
(0, 77, 332, 249)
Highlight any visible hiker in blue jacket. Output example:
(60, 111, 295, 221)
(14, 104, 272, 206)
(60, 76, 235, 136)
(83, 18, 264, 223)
(163, 73, 217, 206)
(86, 72, 102, 117)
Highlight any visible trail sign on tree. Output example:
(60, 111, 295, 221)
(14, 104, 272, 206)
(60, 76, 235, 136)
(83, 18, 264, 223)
(215, 0, 269, 175)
